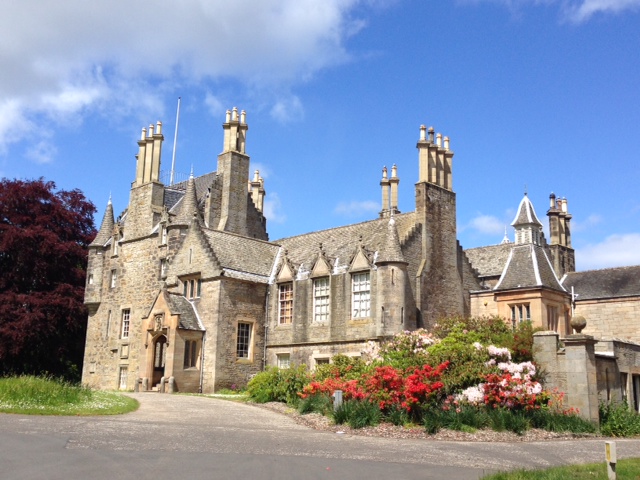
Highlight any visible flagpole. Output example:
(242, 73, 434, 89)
(170, 97, 181, 186)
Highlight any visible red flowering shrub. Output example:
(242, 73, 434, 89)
(301, 362, 449, 414)
(403, 362, 449, 410)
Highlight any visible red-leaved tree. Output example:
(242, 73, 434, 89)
(0, 178, 96, 380)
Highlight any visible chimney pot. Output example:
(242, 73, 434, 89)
(443, 136, 450, 150)
(253, 170, 259, 182)
(225, 110, 231, 123)
(141, 127, 147, 140)
(232, 107, 238, 121)
(428, 126, 435, 142)
(156, 121, 162, 135)
(391, 164, 397, 178)
(148, 124, 154, 137)
(420, 125, 426, 141)
(240, 110, 246, 124)
(382, 166, 388, 179)
(436, 133, 442, 147)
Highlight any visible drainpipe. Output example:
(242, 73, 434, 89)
(199, 331, 206, 393)
(263, 287, 270, 370)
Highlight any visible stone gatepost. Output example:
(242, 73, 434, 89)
(564, 334, 599, 425)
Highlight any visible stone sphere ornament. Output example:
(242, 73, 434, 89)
(570, 315, 587, 334)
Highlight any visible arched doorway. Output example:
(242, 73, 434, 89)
(152, 335, 167, 387)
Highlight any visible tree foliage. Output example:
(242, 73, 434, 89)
(0, 178, 96, 380)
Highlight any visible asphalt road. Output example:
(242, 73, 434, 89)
(1, 393, 638, 480)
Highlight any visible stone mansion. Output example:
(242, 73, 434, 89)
(81, 108, 640, 392)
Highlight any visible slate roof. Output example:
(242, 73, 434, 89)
(91, 199, 114, 247)
(512, 194, 543, 227)
(562, 266, 640, 300)
(494, 244, 565, 292)
(464, 243, 513, 277)
(202, 229, 280, 279)
(165, 172, 217, 212)
(165, 292, 204, 330)
(273, 212, 417, 272)
(375, 217, 406, 264)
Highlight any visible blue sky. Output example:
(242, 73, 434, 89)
(1, 0, 639, 271)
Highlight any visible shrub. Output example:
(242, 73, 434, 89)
(346, 400, 381, 429)
(378, 329, 437, 371)
(313, 354, 370, 382)
(332, 399, 354, 425)
(298, 393, 332, 415)
(600, 401, 640, 437)
(385, 404, 410, 426)
(432, 315, 512, 346)
(246, 365, 310, 405)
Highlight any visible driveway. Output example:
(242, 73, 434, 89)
(1, 393, 638, 480)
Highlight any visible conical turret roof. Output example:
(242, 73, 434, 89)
(511, 194, 542, 227)
(90, 197, 115, 247)
(173, 171, 200, 226)
(375, 217, 406, 264)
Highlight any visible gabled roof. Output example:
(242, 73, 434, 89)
(164, 172, 217, 212)
(201, 228, 280, 280)
(562, 265, 640, 300)
(464, 243, 513, 278)
(511, 194, 542, 227)
(164, 291, 204, 330)
(494, 244, 565, 292)
(273, 212, 417, 272)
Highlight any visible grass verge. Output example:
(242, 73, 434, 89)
(0, 376, 138, 415)
(482, 458, 640, 479)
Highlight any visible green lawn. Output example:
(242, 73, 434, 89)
(482, 458, 640, 479)
(0, 376, 138, 415)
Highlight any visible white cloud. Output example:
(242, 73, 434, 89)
(25, 141, 57, 165)
(576, 233, 640, 270)
(565, 0, 640, 22)
(467, 214, 506, 235)
(459, 0, 640, 22)
(571, 213, 603, 232)
(270, 95, 305, 123)
(0, 0, 381, 155)
(334, 200, 379, 217)
(263, 192, 287, 224)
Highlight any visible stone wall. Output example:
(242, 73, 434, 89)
(574, 296, 640, 343)
(415, 183, 464, 327)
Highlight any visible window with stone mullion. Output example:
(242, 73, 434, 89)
(313, 277, 330, 322)
(352, 272, 370, 318)
(278, 283, 293, 324)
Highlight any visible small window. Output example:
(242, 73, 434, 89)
(315, 358, 330, 367)
(276, 353, 291, 369)
(161, 225, 167, 245)
(120, 309, 130, 339)
(278, 283, 293, 324)
(160, 259, 168, 278)
(118, 366, 128, 390)
(352, 272, 371, 318)
(236, 323, 252, 359)
(110, 269, 117, 288)
(88, 274, 94, 285)
(184, 340, 198, 369)
(105, 310, 111, 340)
(182, 276, 202, 300)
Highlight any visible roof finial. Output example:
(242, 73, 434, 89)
(108, 192, 112, 204)
(524, 184, 528, 196)
(189, 165, 194, 179)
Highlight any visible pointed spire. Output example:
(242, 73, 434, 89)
(90, 197, 115, 247)
(173, 172, 199, 226)
(376, 217, 406, 265)
(500, 226, 511, 244)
